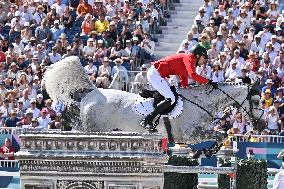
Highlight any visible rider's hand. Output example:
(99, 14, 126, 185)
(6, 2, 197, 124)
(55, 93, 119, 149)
(208, 80, 218, 89)
(180, 85, 189, 89)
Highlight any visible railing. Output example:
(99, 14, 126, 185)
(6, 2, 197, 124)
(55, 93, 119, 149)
(0, 160, 18, 168)
(230, 134, 284, 143)
(0, 127, 23, 135)
(0, 160, 19, 177)
(109, 71, 151, 93)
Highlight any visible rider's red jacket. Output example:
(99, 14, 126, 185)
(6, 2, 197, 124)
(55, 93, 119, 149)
(153, 53, 209, 87)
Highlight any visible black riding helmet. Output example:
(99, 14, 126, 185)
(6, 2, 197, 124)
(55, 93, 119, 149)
(192, 45, 208, 59)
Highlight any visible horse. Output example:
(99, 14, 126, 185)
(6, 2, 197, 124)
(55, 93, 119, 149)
(44, 56, 263, 144)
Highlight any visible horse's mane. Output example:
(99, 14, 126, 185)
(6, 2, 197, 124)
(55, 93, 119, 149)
(188, 82, 248, 89)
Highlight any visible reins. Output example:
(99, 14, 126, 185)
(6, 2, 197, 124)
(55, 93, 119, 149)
(179, 83, 264, 127)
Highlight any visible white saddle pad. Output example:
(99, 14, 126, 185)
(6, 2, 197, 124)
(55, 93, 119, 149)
(133, 96, 183, 119)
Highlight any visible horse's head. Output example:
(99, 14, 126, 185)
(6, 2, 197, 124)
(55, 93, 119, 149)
(43, 56, 96, 106)
(176, 82, 263, 144)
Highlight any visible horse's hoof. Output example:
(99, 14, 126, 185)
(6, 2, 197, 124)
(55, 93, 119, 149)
(140, 119, 154, 129)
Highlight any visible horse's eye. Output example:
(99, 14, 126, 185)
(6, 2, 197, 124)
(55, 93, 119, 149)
(253, 100, 259, 106)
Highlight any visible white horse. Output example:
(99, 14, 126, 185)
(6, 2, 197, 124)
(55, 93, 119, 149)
(44, 56, 263, 144)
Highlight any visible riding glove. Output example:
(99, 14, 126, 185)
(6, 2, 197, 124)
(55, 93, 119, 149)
(208, 80, 218, 89)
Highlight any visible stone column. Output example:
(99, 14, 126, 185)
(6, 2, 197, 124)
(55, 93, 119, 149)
(16, 131, 168, 189)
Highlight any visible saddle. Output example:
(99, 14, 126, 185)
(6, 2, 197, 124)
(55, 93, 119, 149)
(139, 86, 179, 115)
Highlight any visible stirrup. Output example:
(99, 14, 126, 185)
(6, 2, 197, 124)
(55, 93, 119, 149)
(148, 127, 158, 133)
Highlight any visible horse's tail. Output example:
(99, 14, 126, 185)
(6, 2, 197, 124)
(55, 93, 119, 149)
(43, 56, 95, 106)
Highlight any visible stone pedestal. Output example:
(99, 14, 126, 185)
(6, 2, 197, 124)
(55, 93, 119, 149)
(16, 131, 168, 189)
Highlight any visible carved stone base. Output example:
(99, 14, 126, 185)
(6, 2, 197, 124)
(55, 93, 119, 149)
(16, 131, 168, 189)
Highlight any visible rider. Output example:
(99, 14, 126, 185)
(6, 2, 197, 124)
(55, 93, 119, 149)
(140, 45, 218, 130)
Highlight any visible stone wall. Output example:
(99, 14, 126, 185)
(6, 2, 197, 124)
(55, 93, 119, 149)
(16, 131, 168, 189)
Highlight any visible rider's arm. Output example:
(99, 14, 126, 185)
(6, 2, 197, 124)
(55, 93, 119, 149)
(183, 55, 209, 85)
(179, 74, 188, 88)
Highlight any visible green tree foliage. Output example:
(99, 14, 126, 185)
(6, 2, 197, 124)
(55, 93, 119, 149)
(164, 156, 199, 189)
(218, 158, 267, 189)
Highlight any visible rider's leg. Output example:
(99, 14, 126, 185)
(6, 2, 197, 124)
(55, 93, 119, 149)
(140, 66, 176, 129)
(147, 66, 176, 104)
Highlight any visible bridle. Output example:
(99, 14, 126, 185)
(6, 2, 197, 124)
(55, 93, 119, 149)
(209, 82, 265, 127)
(179, 82, 264, 159)
(179, 82, 264, 125)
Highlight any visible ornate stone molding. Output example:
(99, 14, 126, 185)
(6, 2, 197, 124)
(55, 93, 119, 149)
(17, 132, 167, 189)
(57, 180, 104, 189)
(18, 131, 163, 154)
(19, 160, 164, 174)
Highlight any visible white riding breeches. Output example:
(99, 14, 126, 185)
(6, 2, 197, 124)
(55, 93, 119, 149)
(147, 65, 176, 105)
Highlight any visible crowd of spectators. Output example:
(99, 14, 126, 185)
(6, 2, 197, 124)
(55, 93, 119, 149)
(179, 0, 284, 135)
(0, 0, 169, 131)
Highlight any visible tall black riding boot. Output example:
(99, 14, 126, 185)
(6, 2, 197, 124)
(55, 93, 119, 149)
(140, 98, 172, 129)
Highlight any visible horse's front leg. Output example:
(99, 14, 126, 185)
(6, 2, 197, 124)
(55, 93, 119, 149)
(163, 117, 175, 144)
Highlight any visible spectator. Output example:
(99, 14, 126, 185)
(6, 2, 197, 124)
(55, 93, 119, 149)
(246, 51, 260, 73)
(95, 14, 109, 33)
(71, 34, 84, 56)
(51, 0, 66, 16)
(273, 51, 284, 70)
(207, 42, 218, 63)
(238, 41, 249, 60)
(196, 59, 211, 80)
(81, 14, 94, 35)
(231, 49, 245, 69)
(77, 0, 93, 18)
(33, 5, 47, 26)
(83, 38, 96, 57)
(210, 62, 224, 83)
(96, 57, 111, 88)
(93, 0, 106, 18)
(0, 138, 16, 160)
(35, 19, 52, 41)
(21, 110, 33, 126)
(225, 61, 241, 82)
(47, 7, 60, 26)
(140, 33, 155, 63)
(26, 99, 41, 118)
(62, 46, 73, 58)
(37, 108, 52, 130)
(110, 58, 128, 90)
(232, 112, 251, 134)
(61, 6, 73, 31)
(4, 109, 20, 128)
(179, 31, 197, 52)
(110, 41, 123, 60)
(261, 89, 274, 109)
(51, 20, 64, 41)
(262, 79, 277, 98)
(214, 117, 232, 134)
(106, 0, 119, 19)
(266, 106, 280, 134)
(48, 47, 62, 64)
(250, 34, 265, 54)
(44, 99, 57, 119)
(84, 61, 97, 77)
(177, 41, 191, 54)
(93, 39, 107, 62)
(22, 117, 39, 130)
